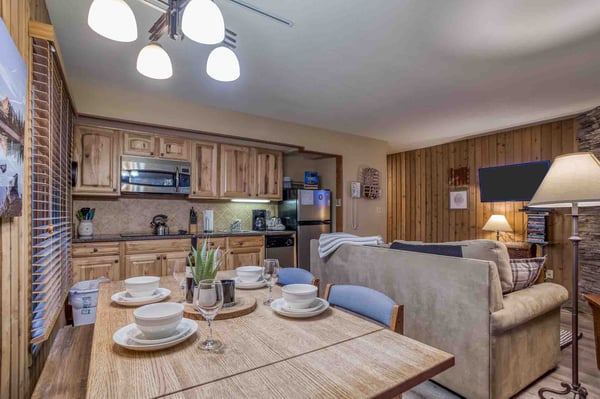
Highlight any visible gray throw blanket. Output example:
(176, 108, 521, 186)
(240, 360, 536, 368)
(318, 233, 384, 258)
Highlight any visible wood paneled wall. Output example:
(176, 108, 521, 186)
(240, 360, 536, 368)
(0, 1, 51, 398)
(387, 118, 577, 296)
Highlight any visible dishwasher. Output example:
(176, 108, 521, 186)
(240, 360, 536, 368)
(265, 234, 296, 268)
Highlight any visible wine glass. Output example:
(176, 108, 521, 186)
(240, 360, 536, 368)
(172, 261, 187, 303)
(262, 259, 280, 305)
(193, 279, 224, 351)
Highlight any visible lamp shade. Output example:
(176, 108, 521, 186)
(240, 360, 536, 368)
(136, 43, 173, 80)
(88, 0, 138, 42)
(207, 46, 240, 82)
(529, 152, 600, 208)
(181, 0, 225, 45)
(482, 215, 512, 232)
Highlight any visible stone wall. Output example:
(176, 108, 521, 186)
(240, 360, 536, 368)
(576, 107, 600, 304)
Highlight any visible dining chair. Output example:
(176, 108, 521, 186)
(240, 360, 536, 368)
(277, 267, 320, 295)
(323, 284, 404, 334)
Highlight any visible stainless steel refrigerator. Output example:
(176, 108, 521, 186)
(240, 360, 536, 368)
(279, 189, 331, 270)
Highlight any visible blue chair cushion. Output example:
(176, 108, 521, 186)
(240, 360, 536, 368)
(390, 241, 463, 258)
(277, 268, 315, 286)
(327, 285, 396, 327)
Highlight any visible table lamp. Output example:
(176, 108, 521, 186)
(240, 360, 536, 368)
(530, 152, 600, 399)
(482, 214, 512, 241)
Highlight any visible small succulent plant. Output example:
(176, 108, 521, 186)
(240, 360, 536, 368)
(189, 239, 225, 284)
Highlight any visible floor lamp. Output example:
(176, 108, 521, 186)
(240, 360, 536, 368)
(530, 152, 600, 399)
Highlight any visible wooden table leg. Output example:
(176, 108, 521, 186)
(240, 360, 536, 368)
(584, 294, 600, 370)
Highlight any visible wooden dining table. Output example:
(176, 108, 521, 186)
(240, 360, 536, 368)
(87, 273, 454, 398)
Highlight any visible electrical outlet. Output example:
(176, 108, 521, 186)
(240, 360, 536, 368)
(545, 269, 554, 280)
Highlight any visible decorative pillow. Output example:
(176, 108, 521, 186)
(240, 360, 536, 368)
(390, 242, 463, 258)
(509, 256, 546, 292)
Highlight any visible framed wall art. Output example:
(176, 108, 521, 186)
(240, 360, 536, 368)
(0, 19, 26, 217)
(450, 189, 468, 210)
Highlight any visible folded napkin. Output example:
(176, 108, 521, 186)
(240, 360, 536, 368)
(318, 233, 384, 258)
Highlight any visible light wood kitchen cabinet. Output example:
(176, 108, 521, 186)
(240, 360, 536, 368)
(125, 253, 163, 278)
(73, 125, 120, 196)
(123, 131, 156, 157)
(160, 136, 189, 160)
(72, 242, 121, 283)
(190, 141, 219, 198)
(220, 145, 252, 198)
(225, 235, 264, 271)
(253, 148, 283, 200)
(72, 255, 120, 283)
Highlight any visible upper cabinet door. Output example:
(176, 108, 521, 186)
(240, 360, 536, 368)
(190, 141, 218, 198)
(253, 149, 283, 200)
(73, 125, 120, 196)
(220, 145, 252, 198)
(123, 132, 156, 157)
(159, 136, 189, 160)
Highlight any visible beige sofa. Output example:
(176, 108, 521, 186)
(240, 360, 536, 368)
(310, 240, 568, 399)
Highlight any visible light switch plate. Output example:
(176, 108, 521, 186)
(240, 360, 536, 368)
(545, 269, 554, 280)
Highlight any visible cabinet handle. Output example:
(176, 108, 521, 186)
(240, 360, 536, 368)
(114, 259, 118, 263)
(161, 153, 164, 157)
(150, 152, 154, 156)
(156, 256, 161, 260)
(113, 188, 117, 192)
(163, 255, 167, 260)
(93, 248, 98, 253)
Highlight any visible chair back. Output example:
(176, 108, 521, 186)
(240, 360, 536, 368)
(324, 284, 403, 333)
(278, 267, 315, 286)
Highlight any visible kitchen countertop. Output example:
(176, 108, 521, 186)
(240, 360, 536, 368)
(72, 230, 295, 243)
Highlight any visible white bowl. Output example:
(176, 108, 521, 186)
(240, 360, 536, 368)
(124, 276, 160, 298)
(133, 302, 184, 340)
(236, 266, 263, 283)
(282, 284, 318, 309)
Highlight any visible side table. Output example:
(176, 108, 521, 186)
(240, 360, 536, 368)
(583, 294, 600, 370)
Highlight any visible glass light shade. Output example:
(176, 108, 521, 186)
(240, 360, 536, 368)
(529, 152, 600, 208)
(136, 43, 173, 80)
(182, 0, 225, 45)
(207, 47, 240, 82)
(482, 215, 512, 232)
(88, 0, 137, 42)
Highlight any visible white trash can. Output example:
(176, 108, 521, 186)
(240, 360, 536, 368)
(69, 278, 109, 326)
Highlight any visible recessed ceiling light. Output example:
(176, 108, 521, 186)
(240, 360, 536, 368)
(88, 0, 138, 42)
(136, 43, 173, 80)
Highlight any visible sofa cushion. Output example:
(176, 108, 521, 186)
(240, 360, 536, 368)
(509, 257, 546, 292)
(393, 239, 513, 294)
(389, 241, 463, 257)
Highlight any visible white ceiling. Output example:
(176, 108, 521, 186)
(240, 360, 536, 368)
(46, 0, 600, 151)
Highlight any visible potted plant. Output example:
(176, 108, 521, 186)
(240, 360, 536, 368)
(189, 239, 225, 283)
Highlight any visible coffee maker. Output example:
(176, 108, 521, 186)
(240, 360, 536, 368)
(252, 209, 267, 231)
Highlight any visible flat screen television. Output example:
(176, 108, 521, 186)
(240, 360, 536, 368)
(478, 161, 550, 202)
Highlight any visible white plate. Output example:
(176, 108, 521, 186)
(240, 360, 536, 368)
(271, 298, 329, 319)
(111, 288, 171, 306)
(235, 278, 267, 290)
(128, 322, 191, 345)
(113, 318, 197, 351)
(281, 298, 324, 313)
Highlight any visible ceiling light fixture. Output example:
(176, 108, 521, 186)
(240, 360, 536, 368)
(207, 46, 240, 82)
(88, 0, 293, 82)
(136, 42, 173, 79)
(88, 0, 138, 42)
(182, 0, 225, 45)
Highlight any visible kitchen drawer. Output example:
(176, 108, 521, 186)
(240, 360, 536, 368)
(72, 242, 120, 257)
(196, 237, 226, 250)
(72, 255, 120, 283)
(125, 239, 190, 254)
(227, 235, 264, 249)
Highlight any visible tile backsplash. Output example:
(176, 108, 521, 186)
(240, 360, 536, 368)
(73, 197, 277, 235)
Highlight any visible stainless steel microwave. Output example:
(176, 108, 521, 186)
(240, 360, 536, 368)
(121, 155, 191, 194)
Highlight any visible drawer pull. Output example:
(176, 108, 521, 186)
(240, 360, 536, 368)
(93, 248, 98, 253)
(156, 256, 161, 260)
(114, 259, 118, 263)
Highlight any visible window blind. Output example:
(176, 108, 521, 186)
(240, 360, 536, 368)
(31, 38, 73, 345)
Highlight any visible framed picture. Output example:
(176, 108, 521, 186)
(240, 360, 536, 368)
(450, 189, 468, 210)
(0, 19, 26, 218)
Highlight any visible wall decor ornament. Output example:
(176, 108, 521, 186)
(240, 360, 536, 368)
(0, 19, 25, 217)
(450, 189, 468, 210)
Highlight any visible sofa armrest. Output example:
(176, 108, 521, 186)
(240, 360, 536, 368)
(491, 283, 568, 335)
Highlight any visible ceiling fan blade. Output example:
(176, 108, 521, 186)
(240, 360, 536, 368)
(223, 0, 294, 27)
